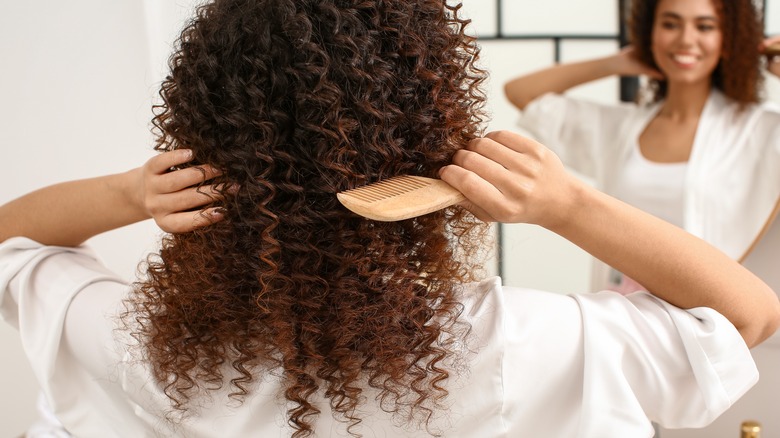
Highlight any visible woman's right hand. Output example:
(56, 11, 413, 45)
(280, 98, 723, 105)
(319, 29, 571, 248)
(136, 149, 228, 233)
(439, 130, 580, 229)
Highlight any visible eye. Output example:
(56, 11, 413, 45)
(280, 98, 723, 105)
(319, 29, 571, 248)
(697, 24, 717, 32)
(660, 20, 679, 30)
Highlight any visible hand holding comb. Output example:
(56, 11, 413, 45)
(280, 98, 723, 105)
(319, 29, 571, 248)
(337, 176, 465, 221)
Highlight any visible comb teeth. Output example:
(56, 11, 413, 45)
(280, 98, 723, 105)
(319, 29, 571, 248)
(342, 176, 430, 203)
(336, 175, 465, 221)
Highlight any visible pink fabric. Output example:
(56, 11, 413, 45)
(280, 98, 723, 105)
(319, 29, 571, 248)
(613, 274, 648, 295)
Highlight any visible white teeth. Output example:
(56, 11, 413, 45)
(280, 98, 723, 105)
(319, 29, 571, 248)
(673, 54, 697, 64)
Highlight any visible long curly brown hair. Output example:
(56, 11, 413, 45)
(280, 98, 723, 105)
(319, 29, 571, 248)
(630, 0, 764, 104)
(124, 0, 488, 436)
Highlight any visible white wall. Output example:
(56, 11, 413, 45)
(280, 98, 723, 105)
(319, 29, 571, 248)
(0, 1, 198, 435)
(0, 1, 778, 436)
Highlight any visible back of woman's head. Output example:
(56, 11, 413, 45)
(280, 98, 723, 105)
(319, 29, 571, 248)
(128, 0, 487, 436)
(630, 0, 763, 104)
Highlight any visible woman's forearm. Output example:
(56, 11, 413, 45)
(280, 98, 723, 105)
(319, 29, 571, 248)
(0, 149, 228, 246)
(504, 56, 615, 110)
(551, 182, 780, 348)
(0, 168, 149, 247)
(441, 130, 780, 349)
(504, 47, 663, 110)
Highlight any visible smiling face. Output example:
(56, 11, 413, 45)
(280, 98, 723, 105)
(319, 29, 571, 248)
(651, 0, 723, 87)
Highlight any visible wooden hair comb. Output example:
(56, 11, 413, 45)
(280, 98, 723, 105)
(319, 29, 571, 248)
(337, 175, 465, 221)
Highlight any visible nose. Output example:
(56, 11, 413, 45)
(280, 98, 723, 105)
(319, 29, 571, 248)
(678, 23, 696, 47)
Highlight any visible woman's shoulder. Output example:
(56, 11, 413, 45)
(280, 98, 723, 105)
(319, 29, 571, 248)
(0, 236, 116, 280)
(742, 97, 780, 146)
(457, 277, 581, 334)
(457, 277, 575, 307)
(697, 90, 780, 149)
(708, 89, 780, 121)
(757, 100, 780, 123)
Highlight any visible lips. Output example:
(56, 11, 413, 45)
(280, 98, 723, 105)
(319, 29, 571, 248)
(672, 53, 698, 66)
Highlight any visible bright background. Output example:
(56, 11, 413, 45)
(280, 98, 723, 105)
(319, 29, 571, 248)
(1, 1, 778, 436)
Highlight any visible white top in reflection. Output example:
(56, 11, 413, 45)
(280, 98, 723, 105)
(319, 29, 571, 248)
(613, 143, 688, 228)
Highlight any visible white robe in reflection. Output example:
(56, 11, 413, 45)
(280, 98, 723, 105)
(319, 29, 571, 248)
(517, 89, 780, 271)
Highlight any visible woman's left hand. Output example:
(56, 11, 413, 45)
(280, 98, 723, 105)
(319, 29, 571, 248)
(761, 36, 780, 78)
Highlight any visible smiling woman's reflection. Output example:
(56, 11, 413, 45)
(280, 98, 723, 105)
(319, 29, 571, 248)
(505, 0, 780, 436)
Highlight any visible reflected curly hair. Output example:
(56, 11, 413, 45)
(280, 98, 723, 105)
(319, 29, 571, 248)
(630, 0, 764, 105)
(124, 0, 487, 436)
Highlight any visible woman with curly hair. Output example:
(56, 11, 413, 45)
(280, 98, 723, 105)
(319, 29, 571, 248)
(506, 0, 780, 290)
(1, 0, 778, 437)
(506, 0, 780, 435)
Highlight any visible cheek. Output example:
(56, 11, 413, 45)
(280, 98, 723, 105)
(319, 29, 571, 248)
(651, 28, 673, 52)
(650, 34, 670, 63)
(707, 36, 723, 57)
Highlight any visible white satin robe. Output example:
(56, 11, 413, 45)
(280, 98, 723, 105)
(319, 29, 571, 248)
(0, 237, 757, 437)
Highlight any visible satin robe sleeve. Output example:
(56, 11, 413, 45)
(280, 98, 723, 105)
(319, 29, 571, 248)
(569, 291, 757, 433)
(0, 237, 137, 437)
(495, 282, 756, 436)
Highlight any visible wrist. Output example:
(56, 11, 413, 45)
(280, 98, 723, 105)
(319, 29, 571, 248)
(603, 53, 627, 76)
(538, 175, 590, 234)
(116, 168, 151, 222)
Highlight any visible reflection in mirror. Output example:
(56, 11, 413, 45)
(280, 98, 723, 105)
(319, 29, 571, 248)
(467, 1, 780, 438)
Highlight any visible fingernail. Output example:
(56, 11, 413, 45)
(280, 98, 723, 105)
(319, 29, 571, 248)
(181, 149, 193, 159)
(210, 207, 226, 218)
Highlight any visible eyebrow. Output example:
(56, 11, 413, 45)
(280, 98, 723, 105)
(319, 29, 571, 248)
(659, 11, 719, 22)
